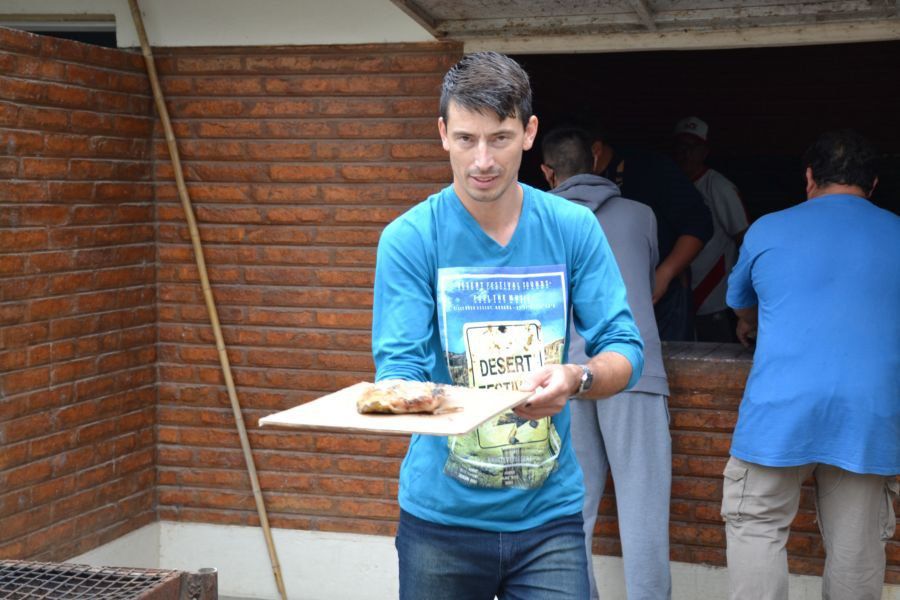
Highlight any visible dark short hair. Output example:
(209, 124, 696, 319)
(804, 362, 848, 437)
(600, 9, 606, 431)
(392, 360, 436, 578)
(541, 126, 594, 182)
(440, 51, 533, 127)
(803, 129, 878, 194)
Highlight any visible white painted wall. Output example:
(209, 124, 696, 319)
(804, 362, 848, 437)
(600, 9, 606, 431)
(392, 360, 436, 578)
(0, 0, 435, 47)
(73, 521, 900, 600)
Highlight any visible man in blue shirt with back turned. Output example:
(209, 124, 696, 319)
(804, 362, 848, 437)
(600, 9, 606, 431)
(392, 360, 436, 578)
(722, 129, 899, 600)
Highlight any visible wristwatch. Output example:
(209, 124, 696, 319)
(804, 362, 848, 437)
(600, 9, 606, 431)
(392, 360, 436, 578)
(576, 364, 594, 396)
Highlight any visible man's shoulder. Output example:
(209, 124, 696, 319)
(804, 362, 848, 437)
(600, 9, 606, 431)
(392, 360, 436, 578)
(703, 168, 739, 190)
(614, 194, 655, 217)
(527, 183, 593, 221)
(381, 186, 449, 240)
(600, 195, 655, 226)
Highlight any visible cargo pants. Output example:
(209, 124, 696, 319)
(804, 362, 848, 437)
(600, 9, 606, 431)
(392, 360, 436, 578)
(721, 456, 898, 600)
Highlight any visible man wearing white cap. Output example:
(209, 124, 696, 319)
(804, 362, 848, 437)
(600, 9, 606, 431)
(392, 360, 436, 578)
(673, 116, 749, 342)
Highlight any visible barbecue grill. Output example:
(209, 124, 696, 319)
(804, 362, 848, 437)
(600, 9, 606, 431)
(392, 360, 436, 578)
(0, 560, 217, 599)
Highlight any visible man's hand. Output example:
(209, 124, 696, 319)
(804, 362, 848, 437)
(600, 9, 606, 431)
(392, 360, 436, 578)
(652, 235, 705, 304)
(513, 364, 580, 420)
(652, 268, 674, 304)
(733, 306, 759, 348)
(512, 352, 634, 420)
(735, 317, 757, 348)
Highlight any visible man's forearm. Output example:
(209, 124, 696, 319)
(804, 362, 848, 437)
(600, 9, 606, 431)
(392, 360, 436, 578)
(733, 306, 758, 348)
(657, 234, 704, 281)
(567, 351, 633, 400)
(515, 351, 635, 419)
(734, 306, 758, 327)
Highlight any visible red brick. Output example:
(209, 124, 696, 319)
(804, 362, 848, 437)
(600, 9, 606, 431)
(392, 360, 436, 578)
(172, 56, 244, 73)
(257, 246, 330, 265)
(29, 430, 78, 462)
(47, 182, 94, 202)
(246, 99, 318, 118)
(91, 90, 134, 113)
(0, 28, 42, 53)
(26, 251, 74, 274)
(45, 83, 92, 108)
(0, 181, 47, 203)
(388, 98, 439, 117)
(340, 164, 448, 182)
(2, 229, 46, 253)
(95, 182, 153, 202)
(243, 141, 313, 160)
(68, 159, 148, 181)
(18, 106, 68, 131)
(0, 505, 54, 543)
(1, 366, 49, 396)
(196, 120, 264, 138)
(0, 129, 44, 153)
(21, 158, 69, 179)
(170, 99, 246, 118)
(19, 205, 71, 226)
(333, 248, 376, 267)
(315, 141, 386, 160)
(2, 276, 50, 301)
(269, 164, 336, 182)
(26, 519, 77, 557)
(29, 296, 76, 320)
(0, 101, 18, 126)
(4, 458, 54, 489)
(334, 120, 407, 138)
(390, 141, 446, 160)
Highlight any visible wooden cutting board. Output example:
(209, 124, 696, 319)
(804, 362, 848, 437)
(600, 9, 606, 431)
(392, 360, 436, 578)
(258, 382, 533, 436)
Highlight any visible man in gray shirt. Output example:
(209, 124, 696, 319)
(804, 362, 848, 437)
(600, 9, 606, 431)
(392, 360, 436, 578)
(542, 127, 672, 600)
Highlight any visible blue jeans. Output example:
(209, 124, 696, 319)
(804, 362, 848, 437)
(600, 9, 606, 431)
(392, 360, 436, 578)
(396, 509, 590, 600)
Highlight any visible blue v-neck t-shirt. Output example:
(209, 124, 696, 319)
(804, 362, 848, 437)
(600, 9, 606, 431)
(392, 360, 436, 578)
(372, 183, 643, 531)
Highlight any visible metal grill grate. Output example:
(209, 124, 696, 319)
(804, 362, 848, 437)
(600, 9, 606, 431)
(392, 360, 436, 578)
(0, 560, 183, 599)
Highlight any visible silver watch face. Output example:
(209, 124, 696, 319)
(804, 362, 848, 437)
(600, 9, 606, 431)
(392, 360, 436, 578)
(579, 365, 593, 393)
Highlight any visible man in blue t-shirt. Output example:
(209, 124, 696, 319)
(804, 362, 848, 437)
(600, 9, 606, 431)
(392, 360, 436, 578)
(723, 129, 899, 599)
(372, 52, 644, 599)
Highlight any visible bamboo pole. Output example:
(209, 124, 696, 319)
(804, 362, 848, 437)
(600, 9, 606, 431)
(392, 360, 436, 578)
(126, 2, 288, 598)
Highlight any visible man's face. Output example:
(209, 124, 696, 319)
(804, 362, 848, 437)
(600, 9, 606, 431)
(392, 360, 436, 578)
(438, 101, 538, 206)
(673, 133, 708, 174)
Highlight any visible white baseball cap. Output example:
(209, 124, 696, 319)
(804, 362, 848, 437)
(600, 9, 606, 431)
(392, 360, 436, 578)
(674, 116, 709, 142)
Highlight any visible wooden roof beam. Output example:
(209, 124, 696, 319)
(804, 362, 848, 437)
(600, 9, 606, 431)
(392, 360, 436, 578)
(389, 0, 443, 38)
(627, 0, 657, 31)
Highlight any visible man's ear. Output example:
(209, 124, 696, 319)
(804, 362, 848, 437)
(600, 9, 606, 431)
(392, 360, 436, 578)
(804, 167, 816, 198)
(522, 115, 539, 151)
(868, 176, 879, 198)
(540, 164, 555, 188)
(438, 117, 450, 151)
(591, 140, 604, 172)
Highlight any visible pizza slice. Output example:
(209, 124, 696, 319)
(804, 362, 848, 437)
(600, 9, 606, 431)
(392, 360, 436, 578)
(356, 380, 448, 414)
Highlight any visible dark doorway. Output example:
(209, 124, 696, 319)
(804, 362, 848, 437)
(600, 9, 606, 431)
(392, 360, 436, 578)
(35, 30, 117, 48)
(515, 40, 900, 220)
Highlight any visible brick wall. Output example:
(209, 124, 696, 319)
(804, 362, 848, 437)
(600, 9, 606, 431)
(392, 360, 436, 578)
(0, 28, 156, 560)
(151, 43, 458, 534)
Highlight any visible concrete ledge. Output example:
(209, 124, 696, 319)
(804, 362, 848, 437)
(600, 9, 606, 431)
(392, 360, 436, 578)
(73, 521, 900, 599)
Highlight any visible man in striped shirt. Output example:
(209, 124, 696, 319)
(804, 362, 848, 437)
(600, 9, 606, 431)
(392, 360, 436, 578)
(673, 116, 749, 343)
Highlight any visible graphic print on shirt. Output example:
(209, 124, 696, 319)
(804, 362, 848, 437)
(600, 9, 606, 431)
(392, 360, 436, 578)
(437, 265, 567, 489)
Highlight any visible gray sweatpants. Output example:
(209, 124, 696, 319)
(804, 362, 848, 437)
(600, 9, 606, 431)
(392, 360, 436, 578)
(570, 391, 673, 600)
(721, 456, 899, 600)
